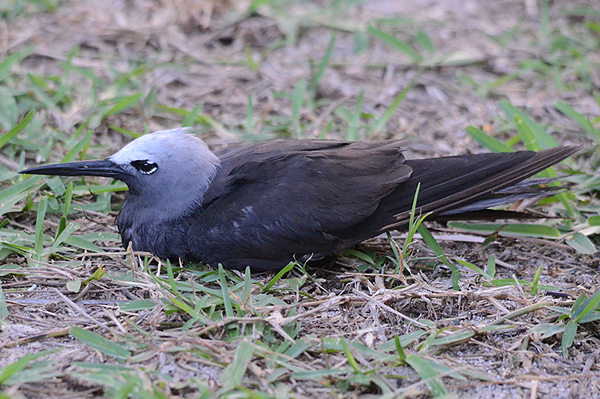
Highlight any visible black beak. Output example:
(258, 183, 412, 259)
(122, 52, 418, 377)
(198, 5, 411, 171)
(19, 159, 125, 178)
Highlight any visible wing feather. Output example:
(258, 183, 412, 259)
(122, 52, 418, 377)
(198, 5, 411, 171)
(191, 140, 411, 269)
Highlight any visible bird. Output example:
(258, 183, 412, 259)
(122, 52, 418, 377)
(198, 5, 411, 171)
(20, 128, 578, 271)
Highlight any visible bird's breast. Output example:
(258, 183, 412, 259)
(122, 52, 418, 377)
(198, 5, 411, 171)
(117, 206, 193, 260)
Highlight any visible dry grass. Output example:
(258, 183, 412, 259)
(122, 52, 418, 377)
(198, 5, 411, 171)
(1, 0, 600, 398)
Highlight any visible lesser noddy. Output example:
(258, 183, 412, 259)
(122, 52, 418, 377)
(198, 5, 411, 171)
(20, 128, 578, 271)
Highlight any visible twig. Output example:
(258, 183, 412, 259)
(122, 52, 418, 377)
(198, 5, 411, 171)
(353, 289, 428, 328)
(53, 288, 122, 336)
(489, 301, 551, 326)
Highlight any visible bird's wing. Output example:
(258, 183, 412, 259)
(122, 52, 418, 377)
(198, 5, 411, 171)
(334, 146, 579, 246)
(190, 140, 412, 269)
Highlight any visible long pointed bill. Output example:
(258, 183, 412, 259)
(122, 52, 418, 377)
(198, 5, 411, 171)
(19, 159, 125, 178)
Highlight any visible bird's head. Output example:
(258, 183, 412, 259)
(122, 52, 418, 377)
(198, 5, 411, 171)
(20, 128, 221, 205)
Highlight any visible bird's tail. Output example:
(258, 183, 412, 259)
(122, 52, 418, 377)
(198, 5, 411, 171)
(381, 145, 580, 232)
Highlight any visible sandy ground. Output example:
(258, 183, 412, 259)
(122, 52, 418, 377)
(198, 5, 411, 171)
(1, 0, 599, 398)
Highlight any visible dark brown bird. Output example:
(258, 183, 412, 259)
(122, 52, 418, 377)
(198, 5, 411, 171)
(20, 129, 578, 271)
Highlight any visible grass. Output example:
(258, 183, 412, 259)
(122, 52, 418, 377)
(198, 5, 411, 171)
(1, 0, 600, 398)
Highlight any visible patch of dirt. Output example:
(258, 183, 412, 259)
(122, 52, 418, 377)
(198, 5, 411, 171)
(1, 0, 599, 398)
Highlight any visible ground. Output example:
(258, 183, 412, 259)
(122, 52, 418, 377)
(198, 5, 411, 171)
(0, 0, 599, 398)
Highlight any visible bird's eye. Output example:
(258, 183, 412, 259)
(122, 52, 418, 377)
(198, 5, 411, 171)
(131, 160, 158, 175)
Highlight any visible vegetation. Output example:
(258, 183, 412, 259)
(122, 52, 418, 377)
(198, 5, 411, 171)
(0, 0, 599, 398)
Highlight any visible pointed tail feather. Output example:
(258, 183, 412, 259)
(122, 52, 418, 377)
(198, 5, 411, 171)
(439, 177, 566, 215)
(383, 145, 580, 231)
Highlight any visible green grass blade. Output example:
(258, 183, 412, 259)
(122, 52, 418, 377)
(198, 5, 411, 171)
(487, 255, 496, 279)
(566, 232, 597, 254)
(182, 105, 201, 128)
(291, 79, 307, 138)
(309, 32, 336, 95)
(573, 290, 600, 322)
(531, 264, 543, 295)
(489, 279, 557, 290)
(515, 116, 573, 215)
(414, 30, 435, 53)
(588, 215, 600, 226)
(386, 232, 403, 268)
(245, 94, 254, 130)
(169, 297, 203, 324)
(156, 103, 230, 136)
(0, 284, 7, 325)
(0, 46, 36, 82)
(394, 335, 407, 362)
(465, 126, 514, 153)
(417, 225, 448, 265)
(456, 259, 492, 280)
(571, 294, 586, 315)
(353, 30, 370, 54)
(346, 249, 377, 266)
(500, 100, 559, 149)
(284, 339, 312, 359)
(218, 264, 234, 317)
(0, 110, 34, 148)
(45, 176, 65, 196)
(34, 197, 48, 261)
(242, 266, 252, 309)
(346, 89, 364, 141)
(554, 101, 600, 143)
(0, 354, 35, 384)
(48, 223, 78, 254)
(102, 93, 143, 117)
(62, 130, 94, 163)
(110, 125, 142, 139)
(367, 26, 420, 62)
(64, 181, 73, 216)
(379, 331, 429, 352)
(372, 81, 413, 135)
(27, 73, 55, 109)
(55, 216, 68, 240)
(0, 87, 18, 130)
(118, 299, 157, 312)
(220, 339, 255, 390)
(403, 183, 422, 254)
(447, 222, 561, 238)
(561, 320, 578, 356)
(529, 323, 565, 339)
(0, 176, 43, 203)
(262, 261, 295, 293)
(166, 260, 179, 296)
(514, 115, 540, 151)
(341, 339, 361, 373)
(417, 224, 460, 290)
(405, 354, 447, 397)
(70, 327, 131, 360)
(577, 311, 600, 324)
(63, 236, 103, 252)
(292, 368, 354, 380)
(245, 47, 259, 71)
(431, 330, 474, 346)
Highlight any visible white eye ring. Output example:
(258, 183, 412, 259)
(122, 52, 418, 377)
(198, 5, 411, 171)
(131, 160, 158, 175)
